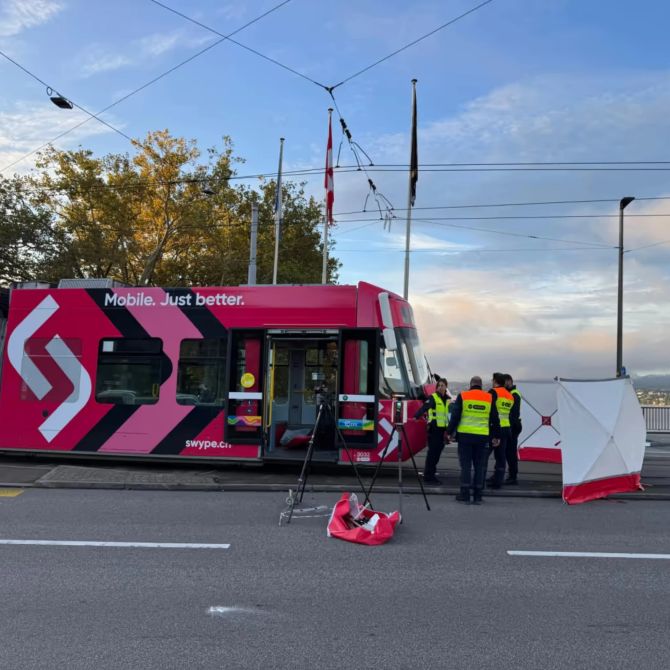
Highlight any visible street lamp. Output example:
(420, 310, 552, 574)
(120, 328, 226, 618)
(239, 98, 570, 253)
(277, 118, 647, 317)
(47, 86, 73, 109)
(616, 196, 635, 377)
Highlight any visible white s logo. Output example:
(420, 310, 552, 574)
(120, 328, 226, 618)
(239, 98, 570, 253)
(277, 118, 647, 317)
(7, 295, 92, 442)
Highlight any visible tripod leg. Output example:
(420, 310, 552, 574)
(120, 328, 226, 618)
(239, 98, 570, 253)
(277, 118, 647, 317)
(284, 434, 316, 524)
(400, 425, 431, 511)
(335, 423, 372, 507)
(297, 403, 322, 504)
(365, 425, 396, 500)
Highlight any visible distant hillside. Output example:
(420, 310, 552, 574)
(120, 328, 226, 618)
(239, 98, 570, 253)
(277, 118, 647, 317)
(633, 375, 670, 391)
(444, 375, 670, 392)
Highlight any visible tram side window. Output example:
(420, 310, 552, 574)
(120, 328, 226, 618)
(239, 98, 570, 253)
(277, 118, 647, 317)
(176, 337, 227, 406)
(96, 339, 163, 405)
(381, 348, 405, 396)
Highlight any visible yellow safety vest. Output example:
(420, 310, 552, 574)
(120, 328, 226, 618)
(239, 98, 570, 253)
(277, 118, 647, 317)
(427, 393, 449, 427)
(493, 387, 513, 429)
(457, 389, 493, 435)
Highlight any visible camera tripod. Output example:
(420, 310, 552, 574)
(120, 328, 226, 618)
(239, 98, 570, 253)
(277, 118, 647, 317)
(365, 421, 430, 519)
(279, 397, 371, 525)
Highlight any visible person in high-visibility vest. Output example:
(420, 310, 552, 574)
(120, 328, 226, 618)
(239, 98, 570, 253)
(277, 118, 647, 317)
(414, 378, 452, 485)
(485, 372, 515, 489)
(446, 376, 501, 504)
(504, 373, 522, 485)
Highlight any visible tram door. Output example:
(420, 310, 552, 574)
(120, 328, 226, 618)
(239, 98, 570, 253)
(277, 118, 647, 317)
(265, 335, 339, 458)
(337, 329, 380, 450)
(225, 330, 264, 446)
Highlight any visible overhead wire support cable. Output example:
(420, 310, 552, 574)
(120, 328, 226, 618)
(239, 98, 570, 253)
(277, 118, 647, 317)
(329, 0, 496, 89)
(327, 88, 396, 222)
(0, 0, 295, 174)
(0, 48, 132, 143)
(147, 0, 327, 90)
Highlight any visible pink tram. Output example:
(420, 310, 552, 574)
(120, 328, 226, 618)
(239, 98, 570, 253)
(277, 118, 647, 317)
(0, 281, 432, 464)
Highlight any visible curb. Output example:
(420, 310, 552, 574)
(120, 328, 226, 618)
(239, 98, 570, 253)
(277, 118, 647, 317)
(2, 479, 670, 500)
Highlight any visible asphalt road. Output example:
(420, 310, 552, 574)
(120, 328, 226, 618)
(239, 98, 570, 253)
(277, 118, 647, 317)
(0, 488, 669, 669)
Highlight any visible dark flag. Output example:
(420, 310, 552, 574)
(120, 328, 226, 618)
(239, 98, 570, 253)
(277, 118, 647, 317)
(409, 78, 418, 207)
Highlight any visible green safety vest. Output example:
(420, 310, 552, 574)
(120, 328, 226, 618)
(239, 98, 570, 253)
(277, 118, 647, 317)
(427, 393, 449, 427)
(457, 389, 493, 435)
(493, 387, 514, 429)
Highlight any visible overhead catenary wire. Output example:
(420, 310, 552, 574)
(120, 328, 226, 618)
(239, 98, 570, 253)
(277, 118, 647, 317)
(417, 218, 615, 248)
(14, 161, 670, 197)
(0, 0, 294, 175)
(335, 246, 617, 253)
(334, 195, 670, 215)
(12, 180, 670, 230)
(624, 239, 670, 253)
(333, 213, 670, 222)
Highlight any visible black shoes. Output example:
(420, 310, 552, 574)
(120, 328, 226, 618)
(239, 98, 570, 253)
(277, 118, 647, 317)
(455, 488, 470, 503)
(505, 477, 518, 485)
(423, 476, 443, 486)
(471, 496, 483, 505)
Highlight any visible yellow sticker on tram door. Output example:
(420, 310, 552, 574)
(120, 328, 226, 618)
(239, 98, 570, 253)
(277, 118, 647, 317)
(241, 372, 256, 388)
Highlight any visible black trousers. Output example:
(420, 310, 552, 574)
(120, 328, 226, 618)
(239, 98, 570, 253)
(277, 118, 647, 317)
(424, 427, 445, 480)
(506, 427, 520, 479)
(457, 434, 489, 495)
(486, 428, 510, 486)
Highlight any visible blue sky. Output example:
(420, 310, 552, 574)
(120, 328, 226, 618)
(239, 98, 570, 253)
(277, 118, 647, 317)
(1, 0, 670, 380)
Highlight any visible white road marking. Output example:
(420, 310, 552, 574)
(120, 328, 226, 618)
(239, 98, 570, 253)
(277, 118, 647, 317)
(207, 607, 257, 616)
(508, 550, 670, 560)
(0, 539, 230, 549)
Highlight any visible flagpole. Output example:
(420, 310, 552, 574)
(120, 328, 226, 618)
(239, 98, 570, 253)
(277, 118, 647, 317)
(321, 215, 329, 284)
(272, 137, 285, 285)
(323, 108, 334, 285)
(403, 79, 418, 300)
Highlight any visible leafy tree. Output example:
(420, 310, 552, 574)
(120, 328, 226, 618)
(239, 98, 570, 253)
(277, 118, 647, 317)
(0, 176, 56, 284)
(26, 130, 339, 287)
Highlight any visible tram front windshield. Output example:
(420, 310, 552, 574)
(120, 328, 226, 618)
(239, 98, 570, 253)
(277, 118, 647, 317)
(380, 328, 431, 397)
(397, 328, 431, 392)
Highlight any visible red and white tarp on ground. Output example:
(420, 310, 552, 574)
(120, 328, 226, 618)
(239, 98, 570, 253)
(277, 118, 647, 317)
(557, 377, 646, 504)
(327, 493, 400, 545)
(517, 380, 562, 463)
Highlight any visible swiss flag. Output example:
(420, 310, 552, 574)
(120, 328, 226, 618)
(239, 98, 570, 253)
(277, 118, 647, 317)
(325, 111, 334, 225)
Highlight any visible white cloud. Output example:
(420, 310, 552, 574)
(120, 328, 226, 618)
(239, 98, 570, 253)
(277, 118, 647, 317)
(0, 102, 120, 174)
(80, 50, 132, 77)
(216, 4, 247, 21)
(0, 0, 63, 37)
(138, 31, 182, 57)
(78, 30, 215, 78)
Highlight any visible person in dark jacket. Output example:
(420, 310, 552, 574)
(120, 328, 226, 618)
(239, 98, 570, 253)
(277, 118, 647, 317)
(414, 378, 451, 485)
(447, 376, 500, 504)
(504, 373, 522, 484)
(485, 372, 514, 489)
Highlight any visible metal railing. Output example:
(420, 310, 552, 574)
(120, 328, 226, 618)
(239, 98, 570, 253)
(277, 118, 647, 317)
(641, 405, 670, 433)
